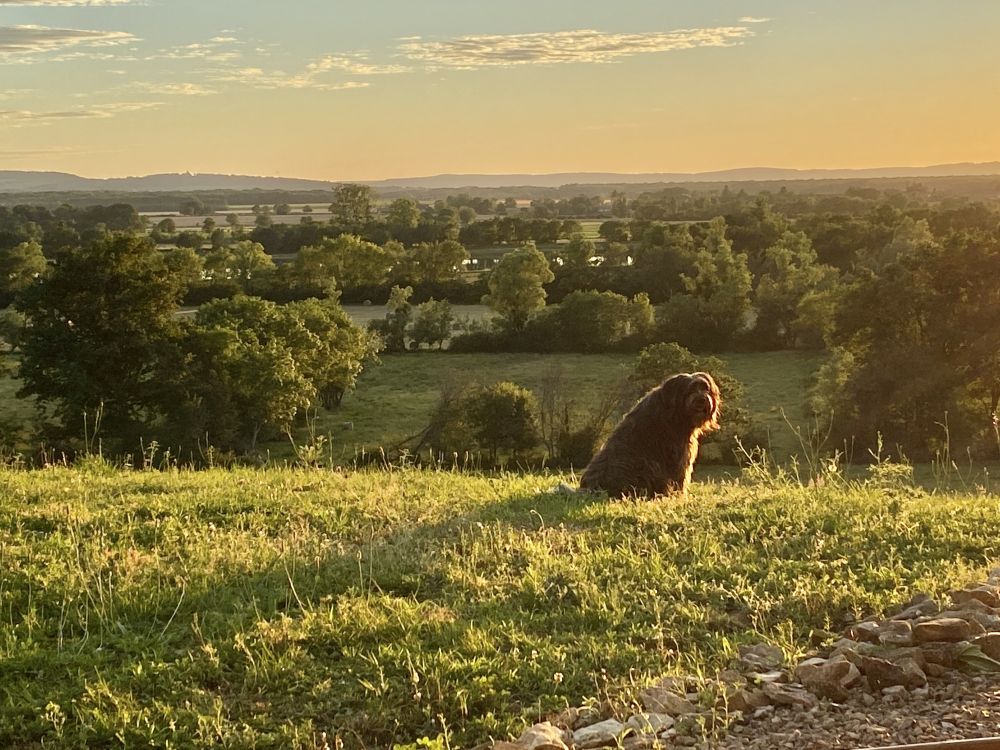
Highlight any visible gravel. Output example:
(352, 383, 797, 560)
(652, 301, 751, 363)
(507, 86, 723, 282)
(713, 671, 1000, 749)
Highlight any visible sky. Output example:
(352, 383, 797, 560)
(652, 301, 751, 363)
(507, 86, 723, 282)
(0, 0, 998, 180)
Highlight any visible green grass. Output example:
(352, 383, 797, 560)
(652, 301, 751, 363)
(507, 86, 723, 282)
(576, 220, 604, 240)
(1, 349, 823, 462)
(314, 351, 823, 462)
(1, 466, 998, 748)
(0, 355, 38, 446)
(340, 304, 494, 328)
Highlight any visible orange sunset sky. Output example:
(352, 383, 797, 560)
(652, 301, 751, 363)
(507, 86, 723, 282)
(0, 0, 997, 180)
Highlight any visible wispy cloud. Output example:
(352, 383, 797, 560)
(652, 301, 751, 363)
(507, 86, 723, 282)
(129, 81, 215, 96)
(0, 87, 33, 99)
(738, 16, 771, 24)
(306, 53, 410, 76)
(397, 26, 757, 69)
(146, 36, 242, 63)
(209, 52, 396, 91)
(213, 66, 370, 91)
(0, 100, 160, 125)
(0, 24, 137, 61)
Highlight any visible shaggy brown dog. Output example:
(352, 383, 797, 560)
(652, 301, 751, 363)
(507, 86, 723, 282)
(579, 372, 721, 497)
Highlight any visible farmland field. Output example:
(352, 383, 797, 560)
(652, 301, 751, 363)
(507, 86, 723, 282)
(1, 466, 998, 748)
(342, 303, 494, 327)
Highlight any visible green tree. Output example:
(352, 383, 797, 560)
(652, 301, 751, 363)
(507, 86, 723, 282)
(409, 298, 454, 350)
(544, 290, 653, 352)
(754, 231, 839, 348)
(483, 242, 554, 330)
(598, 220, 630, 243)
(16, 234, 186, 442)
(274, 203, 292, 216)
(280, 298, 381, 408)
(179, 197, 205, 216)
(458, 206, 477, 227)
(815, 232, 1000, 459)
(0, 240, 47, 302)
(210, 227, 228, 249)
(633, 223, 698, 299)
(610, 190, 629, 218)
(331, 184, 375, 226)
(230, 241, 275, 285)
(386, 198, 421, 235)
(161, 247, 205, 293)
(369, 285, 413, 352)
(204, 241, 274, 290)
(659, 218, 752, 350)
(178, 300, 314, 451)
(561, 234, 596, 269)
(864, 216, 938, 273)
(293, 242, 338, 293)
(601, 241, 630, 267)
(326, 234, 397, 288)
(173, 296, 378, 449)
(410, 240, 469, 283)
(176, 231, 203, 249)
(0, 307, 25, 352)
(462, 381, 540, 462)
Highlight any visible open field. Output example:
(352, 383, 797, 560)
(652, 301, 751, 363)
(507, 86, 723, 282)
(341, 304, 494, 327)
(0, 351, 823, 462)
(318, 351, 824, 462)
(143, 208, 334, 229)
(1, 466, 998, 748)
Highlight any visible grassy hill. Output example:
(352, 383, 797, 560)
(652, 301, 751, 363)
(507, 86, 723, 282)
(2, 465, 998, 748)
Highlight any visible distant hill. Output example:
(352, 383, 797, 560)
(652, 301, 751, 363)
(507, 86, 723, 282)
(0, 171, 334, 193)
(2, 162, 1000, 194)
(366, 163, 1000, 189)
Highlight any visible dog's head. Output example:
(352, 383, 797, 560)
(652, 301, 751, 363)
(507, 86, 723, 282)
(662, 372, 721, 431)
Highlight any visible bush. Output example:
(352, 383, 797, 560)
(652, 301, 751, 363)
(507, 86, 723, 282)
(463, 382, 540, 462)
(418, 381, 541, 463)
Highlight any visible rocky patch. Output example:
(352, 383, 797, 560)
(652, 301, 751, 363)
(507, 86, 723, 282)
(479, 569, 1000, 749)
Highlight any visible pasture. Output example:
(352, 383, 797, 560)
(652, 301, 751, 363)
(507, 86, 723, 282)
(316, 350, 823, 463)
(341, 303, 494, 328)
(0, 351, 821, 463)
(1, 466, 998, 748)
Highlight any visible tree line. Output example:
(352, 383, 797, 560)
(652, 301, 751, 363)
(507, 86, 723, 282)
(1, 183, 999, 463)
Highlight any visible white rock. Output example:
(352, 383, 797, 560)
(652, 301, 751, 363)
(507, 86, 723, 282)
(572, 719, 626, 749)
(638, 687, 696, 715)
(515, 721, 569, 750)
(738, 643, 784, 670)
(625, 713, 674, 735)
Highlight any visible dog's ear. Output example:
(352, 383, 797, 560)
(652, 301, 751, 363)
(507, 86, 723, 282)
(657, 373, 691, 414)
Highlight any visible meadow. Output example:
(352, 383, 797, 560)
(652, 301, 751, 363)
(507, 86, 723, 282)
(1, 465, 998, 748)
(313, 350, 824, 463)
(0, 350, 823, 463)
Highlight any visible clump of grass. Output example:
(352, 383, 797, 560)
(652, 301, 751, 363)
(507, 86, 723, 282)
(0, 466, 998, 748)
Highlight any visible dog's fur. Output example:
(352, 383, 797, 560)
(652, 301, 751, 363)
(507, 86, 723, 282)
(578, 372, 721, 497)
